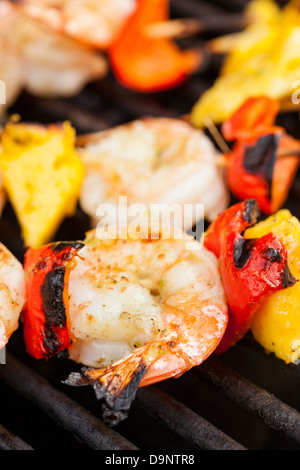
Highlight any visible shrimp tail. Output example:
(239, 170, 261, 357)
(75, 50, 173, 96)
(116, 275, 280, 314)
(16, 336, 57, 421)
(64, 353, 149, 426)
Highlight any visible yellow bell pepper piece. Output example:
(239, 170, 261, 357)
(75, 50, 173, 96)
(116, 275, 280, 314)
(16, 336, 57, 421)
(0, 120, 84, 248)
(244, 209, 300, 363)
(190, 0, 300, 127)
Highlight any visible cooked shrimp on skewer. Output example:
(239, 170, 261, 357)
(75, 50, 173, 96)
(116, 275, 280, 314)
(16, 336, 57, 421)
(0, 243, 26, 349)
(18, 0, 137, 49)
(62, 226, 228, 425)
(0, 0, 107, 113)
(77, 117, 229, 230)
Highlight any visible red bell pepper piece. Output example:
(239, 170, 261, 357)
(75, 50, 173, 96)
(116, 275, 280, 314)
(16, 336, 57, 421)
(23, 241, 84, 359)
(221, 97, 300, 214)
(270, 133, 300, 213)
(204, 198, 260, 259)
(108, 0, 201, 92)
(221, 96, 280, 142)
(204, 199, 296, 354)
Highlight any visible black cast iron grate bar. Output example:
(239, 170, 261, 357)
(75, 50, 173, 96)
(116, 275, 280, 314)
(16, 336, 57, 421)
(171, 0, 231, 18)
(136, 385, 246, 450)
(90, 80, 181, 120)
(0, 423, 33, 450)
(0, 353, 138, 450)
(205, 0, 250, 12)
(240, 335, 300, 382)
(14, 92, 112, 134)
(195, 355, 300, 447)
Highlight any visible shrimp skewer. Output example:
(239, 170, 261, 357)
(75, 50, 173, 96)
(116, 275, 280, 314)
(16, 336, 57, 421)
(0, 243, 26, 349)
(23, 203, 294, 424)
(77, 117, 229, 229)
(23, 226, 228, 425)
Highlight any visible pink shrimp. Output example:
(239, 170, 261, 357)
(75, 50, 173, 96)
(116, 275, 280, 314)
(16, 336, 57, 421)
(63, 225, 228, 425)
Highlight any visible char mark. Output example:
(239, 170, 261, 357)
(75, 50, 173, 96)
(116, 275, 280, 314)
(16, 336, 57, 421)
(234, 237, 257, 269)
(99, 360, 148, 427)
(40, 267, 67, 354)
(53, 241, 85, 253)
(242, 199, 260, 226)
(263, 247, 283, 262)
(41, 267, 66, 327)
(283, 264, 297, 289)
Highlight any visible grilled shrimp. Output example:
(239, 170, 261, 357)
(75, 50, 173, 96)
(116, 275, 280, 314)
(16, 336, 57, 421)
(0, 243, 26, 349)
(77, 117, 229, 230)
(14, 10, 108, 99)
(18, 0, 137, 49)
(63, 226, 228, 424)
(0, 2, 23, 117)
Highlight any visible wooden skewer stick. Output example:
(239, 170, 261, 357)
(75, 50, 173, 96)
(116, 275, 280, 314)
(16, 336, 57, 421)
(144, 18, 204, 39)
(143, 13, 249, 40)
(215, 155, 228, 168)
(205, 32, 243, 54)
(204, 111, 300, 167)
(277, 147, 300, 158)
(203, 117, 230, 154)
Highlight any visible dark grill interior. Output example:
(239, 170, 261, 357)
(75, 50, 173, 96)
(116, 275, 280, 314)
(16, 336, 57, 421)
(1, 0, 300, 451)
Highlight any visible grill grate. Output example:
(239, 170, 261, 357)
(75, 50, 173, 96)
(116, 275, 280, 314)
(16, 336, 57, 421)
(0, 0, 300, 451)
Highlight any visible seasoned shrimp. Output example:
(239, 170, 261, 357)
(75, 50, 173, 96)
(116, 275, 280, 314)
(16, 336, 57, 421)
(0, 243, 26, 349)
(0, 0, 107, 110)
(63, 225, 228, 424)
(14, 12, 108, 99)
(18, 0, 137, 49)
(77, 117, 229, 230)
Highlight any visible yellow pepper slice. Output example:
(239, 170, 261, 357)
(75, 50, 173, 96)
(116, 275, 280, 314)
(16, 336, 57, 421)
(0, 120, 84, 248)
(190, 0, 300, 127)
